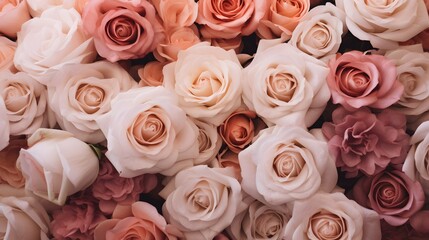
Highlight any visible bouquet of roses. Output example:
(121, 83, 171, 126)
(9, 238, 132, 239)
(1, 0, 429, 239)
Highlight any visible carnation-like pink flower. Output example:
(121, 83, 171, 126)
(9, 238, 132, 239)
(322, 107, 410, 178)
(91, 159, 158, 215)
(327, 51, 403, 110)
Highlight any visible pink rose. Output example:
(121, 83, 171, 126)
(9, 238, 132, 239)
(410, 210, 429, 234)
(196, 0, 267, 39)
(82, 0, 164, 62)
(50, 196, 107, 240)
(352, 169, 425, 226)
(0, 0, 31, 38)
(94, 202, 180, 240)
(91, 159, 158, 215)
(327, 51, 403, 110)
(322, 107, 410, 178)
(151, 0, 197, 29)
(137, 61, 166, 87)
(0, 36, 17, 73)
(0, 97, 9, 151)
(0, 137, 26, 188)
(154, 26, 201, 62)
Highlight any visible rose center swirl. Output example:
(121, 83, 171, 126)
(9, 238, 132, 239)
(273, 143, 306, 179)
(127, 110, 166, 147)
(3, 82, 31, 114)
(75, 84, 105, 114)
(308, 210, 346, 240)
(106, 16, 140, 45)
(267, 72, 297, 102)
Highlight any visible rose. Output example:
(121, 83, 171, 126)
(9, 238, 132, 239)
(50, 196, 107, 240)
(284, 192, 382, 240)
(82, 0, 164, 62)
(16, 128, 99, 205)
(137, 61, 166, 87)
(0, 97, 8, 151)
(96, 86, 199, 177)
(163, 42, 243, 126)
(352, 169, 425, 226)
(410, 210, 429, 234)
(0, 196, 50, 239)
(327, 51, 403, 110)
(336, 0, 429, 49)
(290, 3, 346, 61)
(0, 0, 31, 38)
(219, 109, 265, 153)
(14, 7, 96, 84)
(0, 137, 26, 188)
(322, 107, 410, 178)
(196, 0, 267, 39)
(239, 126, 337, 205)
(91, 159, 158, 215)
(257, 0, 310, 40)
(47, 61, 136, 143)
(0, 71, 50, 136)
(154, 26, 201, 62)
(160, 165, 245, 239)
(26, 0, 75, 17)
(242, 42, 330, 127)
(228, 196, 291, 240)
(94, 202, 180, 240)
(192, 118, 222, 165)
(0, 36, 17, 73)
(151, 0, 197, 29)
(208, 36, 243, 53)
(73, 0, 88, 14)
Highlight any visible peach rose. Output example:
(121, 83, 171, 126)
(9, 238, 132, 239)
(196, 0, 267, 39)
(154, 26, 201, 62)
(0, 137, 26, 188)
(0, 36, 17, 74)
(192, 118, 222, 165)
(336, 0, 429, 49)
(0, 71, 50, 136)
(82, 0, 164, 62)
(0, 97, 9, 151)
(151, 0, 197, 29)
(96, 87, 199, 177)
(16, 128, 99, 205)
(257, 0, 310, 40)
(47, 61, 136, 143)
(138, 61, 166, 87)
(0, 0, 31, 38)
(208, 35, 244, 53)
(94, 202, 180, 240)
(73, 0, 87, 15)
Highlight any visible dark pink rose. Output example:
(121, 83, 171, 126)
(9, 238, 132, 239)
(50, 196, 107, 240)
(82, 0, 164, 62)
(410, 210, 429, 234)
(327, 51, 403, 110)
(352, 169, 425, 226)
(91, 159, 158, 215)
(322, 107, 410, 178)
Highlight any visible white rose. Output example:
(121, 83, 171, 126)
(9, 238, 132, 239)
(239, 126, 337, 205)
(290, 2, 346, 61)
(285, 192, 381, 240)
(16, 128, 99, 205)
(26, 0, 75, 17)
(336, 0, 429, 49)
(47, 61, 136, 143)
(159, 165, 246, 240)
(0, 97, 9, 151)
(0, 71, 51, 136)
(96, 86, 199, 177)
(163, 42, 243, 126)
(14, 7, 96, 85)
(242, 41, 330, 127)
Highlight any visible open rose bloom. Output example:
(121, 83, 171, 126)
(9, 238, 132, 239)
(3, 0, 429, 239)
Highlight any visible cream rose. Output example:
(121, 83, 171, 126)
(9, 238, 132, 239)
(242, 41, 330, 127)
(0, 0, 31, 38)
(47, 61, 136, 143)
(16, 128, 99, 205)
(192, 118, 222, 165)
(151, 0, 197, 29)
(154, 26, 201, 62)
(163, 42, 243, 126)
(290, 2, 346, 61)
(0, 36, 17, 73)
(0, 97, 9, 151)
(159, 165, 246, 240)
(26, 0, 75, 17)
(14, 6, 96, 84)
(96, 86, 199, 177)
(284, 192, 381, 240)
(0, 71, 50, 136)
(336, 0, 429, 49)
(239, 126, 337, 205)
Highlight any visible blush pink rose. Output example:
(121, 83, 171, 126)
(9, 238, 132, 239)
(322, 107, 410, 178)
(196, 0, 267, 39)
(327, 51, 403, 110)
(0, 37, 17, 73)
(94, 202, 180, 240)
(82, 0, 164, 62)
(91, 159, 158, 215)
(210, 148, 241, 181)
(352, 169, 425, 226)
(137, 61, 166, 87)
(154, 26, 201, 62)
(0, 97, 9, 151)
(0, 0, 31, 38)
(0, 137, 26, 188)
(50, 196, 107, 240)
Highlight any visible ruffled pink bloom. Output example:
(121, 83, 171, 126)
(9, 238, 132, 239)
(322, 107, 410, 178)
(91, 159, 158, 215)
(327, 51, 403, 110)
